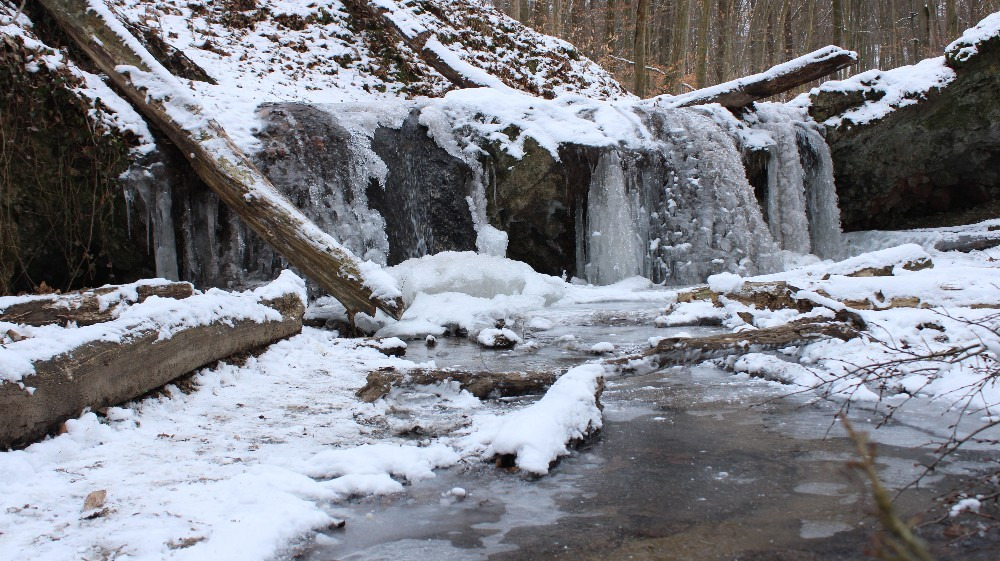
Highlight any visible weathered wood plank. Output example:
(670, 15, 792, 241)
(36, 0, 404, 320)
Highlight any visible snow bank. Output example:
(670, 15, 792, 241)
(0, 327, 423, 561)
(463, 363, 606, 474)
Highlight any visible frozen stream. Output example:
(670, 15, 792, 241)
(307, 303, 997, 561)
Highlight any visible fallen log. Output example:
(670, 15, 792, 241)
(614, 313, 863, 369)
(357, 367, 558, 402)
(0, 280, 193, 327)
(652, 46, 857, 110)
(36, 0, 403, 320)
(0, 273, 305, 449)
(676, 281, 817, 312)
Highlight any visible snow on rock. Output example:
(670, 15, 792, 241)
(464, 363, 606, 475)
(801, 57, 956, 128)
(0, 3, 155, 151)
(946, 11, 1000, 63)
(477, 327, 521, 348)
(0, 271, 305, 384)
(708, 272, 745, 294)
(590, 342, 615, 354)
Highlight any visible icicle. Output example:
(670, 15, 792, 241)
(795, 122, 843, 259)
(584, 151, 644, 284)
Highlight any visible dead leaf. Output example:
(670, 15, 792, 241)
(167, 536, 206, 549)
(82, 490, 107, 512)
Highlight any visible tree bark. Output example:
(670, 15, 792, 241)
(671, 0, 693, 89)
(695, 0, 712, 87)
(357, 367, 559, 402)
(634, 0, 651, 96)
(0, 281, 193, 327)
(36, 0, 404, 320)
(833, 0, 845, 47)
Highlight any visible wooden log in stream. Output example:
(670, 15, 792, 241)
(36, 0, 404, 320)
(613, 313, 864, 369)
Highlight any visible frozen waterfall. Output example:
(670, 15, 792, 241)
(125, 95, 845, 293)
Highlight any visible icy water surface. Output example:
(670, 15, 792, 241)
(308, 303, 996, 561)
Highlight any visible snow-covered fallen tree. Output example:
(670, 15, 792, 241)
(0, 271, 306, 449)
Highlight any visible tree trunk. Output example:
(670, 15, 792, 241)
(36, 0, 404, 320)
(695, 0, 712, 87)
(671, 0, 692, 89)
(944, 0, 957, 41)
(833, 0, 845, 48)
(713, 0, 732, 83)
(654, 46, 857, 110)
(634, 0, 651, 96)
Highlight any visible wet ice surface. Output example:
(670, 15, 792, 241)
(307, 302, 997, 561)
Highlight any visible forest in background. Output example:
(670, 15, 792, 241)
(490, 0, 1000, 96)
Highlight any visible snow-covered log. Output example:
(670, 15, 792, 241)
(615, 314, 863, 370)
(652, 46, 857, 110)
(357, 367, 559, 402)
(0, 273, 306, 450)
(0, 280, 193, 327)
(35, 0, 404, 320)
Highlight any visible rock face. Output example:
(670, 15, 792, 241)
(811, 27, 1000, 231)
(369, 111, 477, 264)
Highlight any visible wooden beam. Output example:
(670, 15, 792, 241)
(652, 46, 857, 110)
(35, 0, 404, 319)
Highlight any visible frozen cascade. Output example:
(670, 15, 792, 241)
(119, 96, 844, 294)
(577, 108, 779, 286)
(754, 113, 812, 254)
(795, 122, 843, 259)
(584, 151, 645, 284)
(749, 104, 843, 259)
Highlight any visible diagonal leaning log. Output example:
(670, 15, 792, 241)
(36, 0, 404, 319)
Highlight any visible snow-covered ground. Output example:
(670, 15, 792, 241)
(3, 219, 999, 560)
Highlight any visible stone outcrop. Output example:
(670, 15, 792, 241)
(810, 23, 1000, 230)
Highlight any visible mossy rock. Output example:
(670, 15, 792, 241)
(0, 34, 152, 294)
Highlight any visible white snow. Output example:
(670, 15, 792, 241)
(801, 57, 956, 128)
(590, 342, 615, 354)
(462, 363, 606, 474)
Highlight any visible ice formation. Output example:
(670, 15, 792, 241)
(127, 92, 843, 291)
